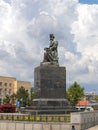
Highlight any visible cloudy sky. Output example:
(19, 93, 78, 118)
(0, 0, 98, 93)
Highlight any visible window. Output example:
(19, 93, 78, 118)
(21, 86, 24, 88)
(9, 83, 12, 87)
(9, 89, 12, 95)
(5, 89, 7, 95)
(0, 89, 2, 95)
(0, 82, 2, 86)
(5, 88, 7, 91)
(4, 83, 7, 87)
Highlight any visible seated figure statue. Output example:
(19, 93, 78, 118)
(43, 34, 59, 65)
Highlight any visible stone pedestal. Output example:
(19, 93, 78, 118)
(34, 63, 66, 99)
(33, 63, 66, 107)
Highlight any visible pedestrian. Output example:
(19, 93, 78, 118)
(71, 125, 76, 130)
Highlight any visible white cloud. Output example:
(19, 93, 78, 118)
(0, 0, 98, 92)
(71, 3, 98, 85)
(72, 4, 98, 52)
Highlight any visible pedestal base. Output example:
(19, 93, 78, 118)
(33, 98, 68, 106)
(23, 98, 78, 115)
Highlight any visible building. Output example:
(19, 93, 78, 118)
(76, 100, 94, 112)
(85, 91, 97, 102)
(0, 76, 31, 102)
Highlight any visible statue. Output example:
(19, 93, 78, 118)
(43, 34, 59, 65)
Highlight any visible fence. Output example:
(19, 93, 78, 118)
(0, 113, 70, 122)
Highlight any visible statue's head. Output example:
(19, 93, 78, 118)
(50, 34, 55, 40)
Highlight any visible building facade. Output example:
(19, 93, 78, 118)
(0, 76, 31, 102)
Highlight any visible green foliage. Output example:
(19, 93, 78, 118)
(66, 81, 84, 106)
(3, 94, 16, 104)
(16, 86, 29, 107)
(94, 95, 98, 102)
(29, 87, 34, 105)
(10, 93, 17, 104)
(31, 87, 34, 99)
(3, 95, 10, 104)
(2, 87, 34, 106)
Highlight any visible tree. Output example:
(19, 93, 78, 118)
(29, 87, 34, 105)
(3, 95, 10, 104)
(16, 87, 29, 107)
(66, 81, 84, 106)
(10, 93, 17, 104)
(3, 94, 16, 104)
(94, 95, 98, 102)
(25, 87, 34, 106)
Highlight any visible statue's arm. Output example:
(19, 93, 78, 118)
(50, 40, 58, 50)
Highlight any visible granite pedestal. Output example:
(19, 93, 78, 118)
(34, 64, 66, 98)
(34, 63, 66, 106)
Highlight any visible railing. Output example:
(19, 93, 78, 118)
(0, 113, 70, 122)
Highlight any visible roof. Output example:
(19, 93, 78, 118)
(77, 100, 88, 106)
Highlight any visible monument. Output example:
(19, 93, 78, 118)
(25, 34, 77, 114)
(33, 34, 67, 106)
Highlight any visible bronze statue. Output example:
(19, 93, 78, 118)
(43, 34, 59, 65)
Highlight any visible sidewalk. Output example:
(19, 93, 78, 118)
(86, 125, 98, 130)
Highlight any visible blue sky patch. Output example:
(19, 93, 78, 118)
(79, 0, 98, 4)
